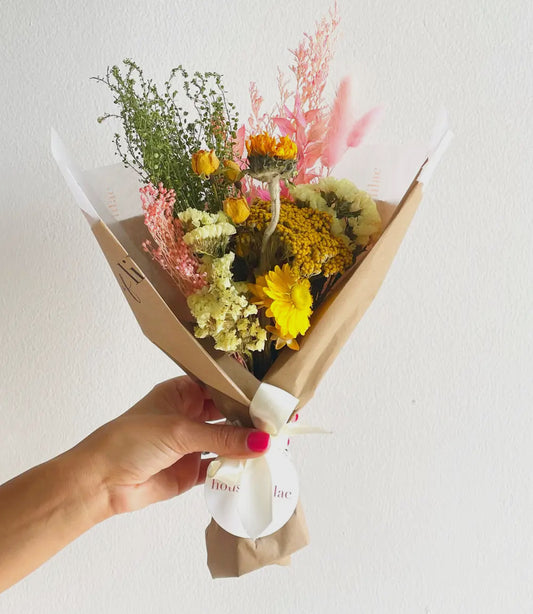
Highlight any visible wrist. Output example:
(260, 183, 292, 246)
(55, 445, 113, 526)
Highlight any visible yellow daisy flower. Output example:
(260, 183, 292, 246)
(248, 275, 272, 309)
(246, 133, 297, 160)
(250, 264, 313, 339)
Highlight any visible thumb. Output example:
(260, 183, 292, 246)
(174, 419, 271, 459)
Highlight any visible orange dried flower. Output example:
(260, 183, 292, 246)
(246, 133, 297, 160)
(274, 136, 298, 160)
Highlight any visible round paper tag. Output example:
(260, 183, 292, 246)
(204, 447, 299, 539)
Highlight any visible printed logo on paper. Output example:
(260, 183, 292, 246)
(204, 447, 299, 539)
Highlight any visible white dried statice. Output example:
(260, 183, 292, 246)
(177, 208, 235, 256)
(177, 208, 227, 230)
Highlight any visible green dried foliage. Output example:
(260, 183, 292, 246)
(93, 59, 239, 212)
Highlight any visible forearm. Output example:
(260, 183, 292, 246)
(0, 448, 110, 593)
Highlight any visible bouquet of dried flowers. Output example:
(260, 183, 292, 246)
(53, 4, 450, 577)
(94, 6, 382, 378)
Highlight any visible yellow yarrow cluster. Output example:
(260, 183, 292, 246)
(237, 198, 353, 277)
(187, 253, 267, 353)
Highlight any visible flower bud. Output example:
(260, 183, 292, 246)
(222, 159, 242, 182)
(223, 196, 250, 224)
(191, 150, 220, 176)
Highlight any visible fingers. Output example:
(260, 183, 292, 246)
(140, 453, 203, 505)
(172, 377, 210, 420)
(171, 418, 271, 460)
(154, 457, 221, 502)
(127, 376, 224, 422)
(196, 458, 212, 486)
(142, 455, 214, 506)
(168, 379, 225, 421)
(137, 455, 228, 509)
(161, 453, 204, 496)
(202, 399, 225, 422)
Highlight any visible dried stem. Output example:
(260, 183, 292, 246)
(260, 176, 281, 272)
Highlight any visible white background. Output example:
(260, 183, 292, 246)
(1, 0, 532, 612)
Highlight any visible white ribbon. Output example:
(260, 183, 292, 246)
(207, 382, 326, 539)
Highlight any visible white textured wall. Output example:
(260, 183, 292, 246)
(1, 0, 531, 612)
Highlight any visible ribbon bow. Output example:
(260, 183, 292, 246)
(207, 383, 325, 539)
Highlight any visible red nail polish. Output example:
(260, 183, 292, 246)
(247, 431, 270, 452)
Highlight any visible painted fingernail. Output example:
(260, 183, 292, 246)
(247, 431, 270, 452)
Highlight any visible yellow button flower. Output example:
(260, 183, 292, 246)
(191, 149, 220, 176)
(223, 196, 250, 224)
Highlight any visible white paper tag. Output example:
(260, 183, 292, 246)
(204, 447, 299, 539)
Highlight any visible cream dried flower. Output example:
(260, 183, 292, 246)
(187, 253, 267, 354)
(177, 208, 235, 256)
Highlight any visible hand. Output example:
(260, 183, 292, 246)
(73, 376, 270, 517)
(0, 376, 271, 592)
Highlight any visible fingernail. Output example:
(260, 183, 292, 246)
(247, 431, 270, 453)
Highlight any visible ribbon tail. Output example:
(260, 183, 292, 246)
(281, 423, 332, 435)
(238, 455, 273, 539)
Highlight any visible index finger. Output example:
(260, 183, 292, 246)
(127, 376, 224, 422)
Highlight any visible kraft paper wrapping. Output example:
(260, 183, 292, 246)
(205, 502, 309, 578)
(87, 177, 422, 577)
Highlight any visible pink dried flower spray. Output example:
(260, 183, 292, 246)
(140, 183, 206, 297)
